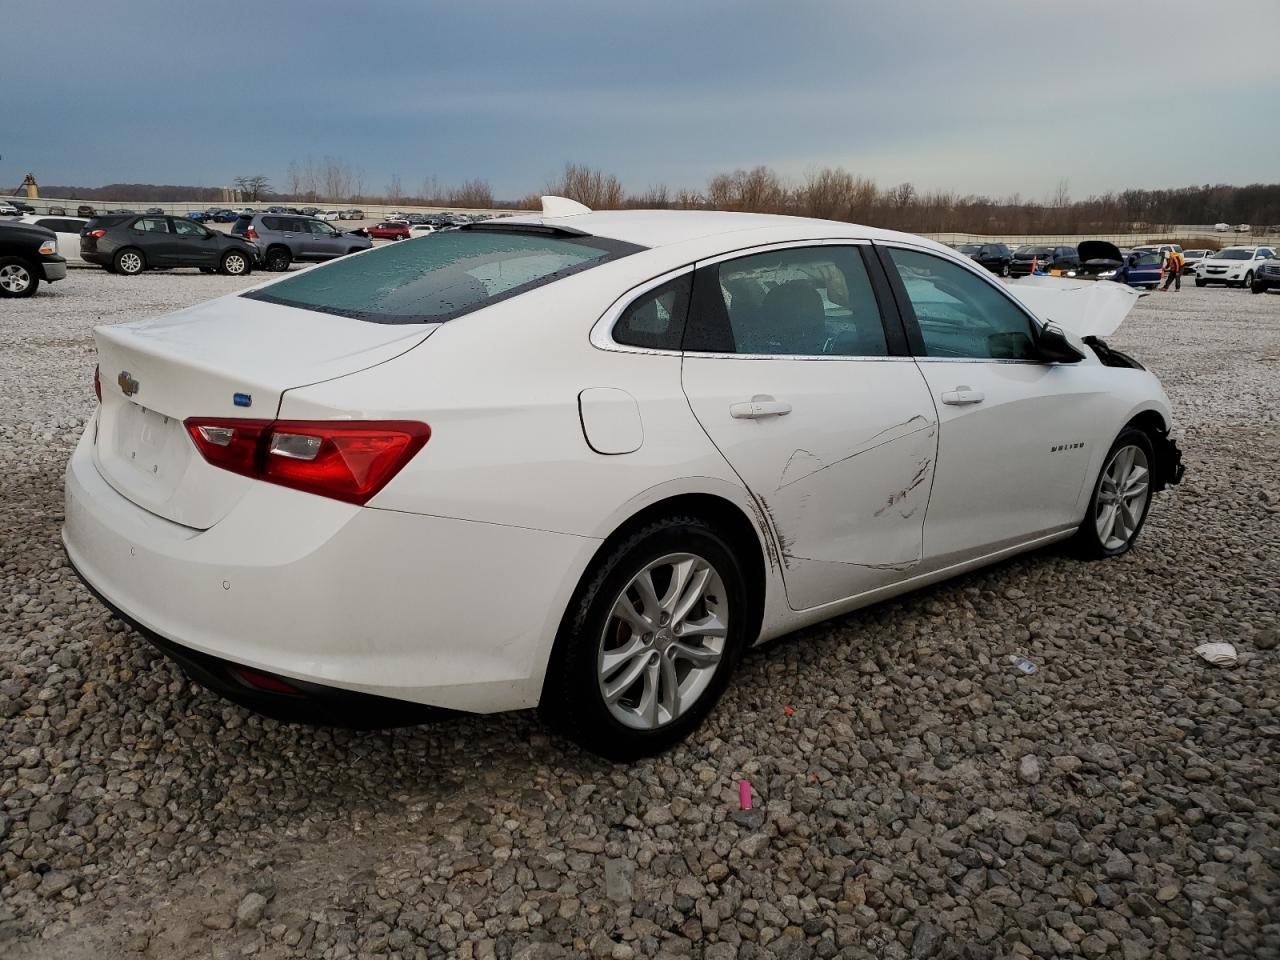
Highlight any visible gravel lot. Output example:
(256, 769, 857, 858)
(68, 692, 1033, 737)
(1, 270, 1278, 960)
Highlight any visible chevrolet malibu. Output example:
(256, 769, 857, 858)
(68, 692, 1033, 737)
(63, 199, 1184, 760)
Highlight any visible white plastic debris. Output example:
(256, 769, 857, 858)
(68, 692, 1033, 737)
(1009, 655, 1038, 675)
(1195, 643, 1238, 667)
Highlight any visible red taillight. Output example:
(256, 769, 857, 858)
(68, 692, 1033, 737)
(245, 225, 259, 241)
(93, 365, 101, 402)
(232, 667, 301, 695)
(89, 229, 107, 239)
(183, 418, 430, 505)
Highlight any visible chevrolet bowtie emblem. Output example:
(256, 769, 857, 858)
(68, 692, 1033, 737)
(118, 371, 139, 397)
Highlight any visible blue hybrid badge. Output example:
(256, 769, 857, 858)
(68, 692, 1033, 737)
(233, 393, 252, 408)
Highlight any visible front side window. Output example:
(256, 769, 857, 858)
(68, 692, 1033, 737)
(886, 247, 1037, 360)
(612, 274, 691, 351)
(687, 245, 888, 357)
(307, 220, 335, 236)
(243, 228, 641, 324)
(133, 217, 169, 234)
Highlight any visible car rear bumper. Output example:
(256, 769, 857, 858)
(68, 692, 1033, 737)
(63, 421, 597, 716)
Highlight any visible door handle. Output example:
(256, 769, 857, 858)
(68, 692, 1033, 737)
(730, 395, 792, 419)
(941, 386, 985, 406)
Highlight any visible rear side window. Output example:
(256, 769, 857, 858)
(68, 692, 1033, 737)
(686, 245, 888, 357)
(243, 228, 643, 324)
(133, 217, 169, 233)
(613, 274, 691, 351)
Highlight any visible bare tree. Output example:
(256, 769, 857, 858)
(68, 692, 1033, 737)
(320, 157, 355, 202)
(546, 163, 624, 209)
(385, 174, 403, 204)
(450, 179, 494, 209)
(233, 175, 271, 201)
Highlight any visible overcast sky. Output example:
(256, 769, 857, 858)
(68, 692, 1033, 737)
(6, 0, 1278, 201)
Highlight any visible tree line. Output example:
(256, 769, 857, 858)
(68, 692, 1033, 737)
(37, 162, 1280, 233)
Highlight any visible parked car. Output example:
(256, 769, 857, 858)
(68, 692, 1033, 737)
(1180, 249, 1215, 274)
(47, 206, 67, 216)
(186, 211, 212, 223)
(81, 214, 256, 276)
(1235, 224, 1251, 233)
(300, 206, 321, 216)
(1194, 246, 1276, 287)
(411, 224, 437, 235)
(145, 207, 165, 215)
(339, 209, 364, 220)
(1250, 257, 1280, 294)
(230, 213, 372, 272)
(954, 242, 1013, 276)
(16, 214, 90, 264)
(63, 204, 1185, 759)
(211, 209, 240, 224)
(1214, 223, 1231, 232)
(1010, 244, 1080, 277)
(77, 205, 96, 218)
(366, 221, 412, 241)
(7, 198, 35, 213)
(316, 211, 342, 222)
(1074, 241, 1163, 288)
(0, 202, 19, 216)
(0, 220, 67, 297)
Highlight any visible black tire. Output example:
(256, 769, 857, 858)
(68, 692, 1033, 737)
(1243, 271, 1254, 289)
(0, 257, 39, 298)
(220, 250, 251, 276)
(1252, 281, 1268, 294)
(1000, 263, 1010, 277)
(1072, 427, 1156, 560)
(1194, 278, 1206, 287)
(113, 248, 145, 276)
(264, 246, 291, 272)
(539, 515, 749, 761)
(199, 267, 216, 274)
(347, 247, 363, 256)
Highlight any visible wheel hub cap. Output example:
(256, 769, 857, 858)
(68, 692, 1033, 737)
(1095, 444, 1150, 550)
(597, 552, 728, 731)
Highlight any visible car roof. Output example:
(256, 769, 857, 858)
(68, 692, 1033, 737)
(495, 209, 943, 252)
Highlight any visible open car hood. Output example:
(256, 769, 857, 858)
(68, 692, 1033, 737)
(1077, 239, 1124, 263)
(1007, 274, 1142, 338)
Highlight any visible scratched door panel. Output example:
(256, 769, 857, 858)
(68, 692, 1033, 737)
(682, 355, 938, 611)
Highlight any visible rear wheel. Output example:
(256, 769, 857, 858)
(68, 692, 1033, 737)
(1000, 263, 1010, 277)
(540, 516, 748, 761)
(220, 250, 250, 276)
(114, 248, 145, 275)
(264, 246, 291, 272)
(1252, 280, 1268, 294)
(0, 258, 38, 297)
(1195, 278, 1206, 287)
(1073, 428, 1155, 559)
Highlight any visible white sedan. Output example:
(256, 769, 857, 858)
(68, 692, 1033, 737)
(63, 199, 1185, 759)
(17, 214, 90, 264)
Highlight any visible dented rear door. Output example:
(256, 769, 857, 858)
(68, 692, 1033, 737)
(680, 241, 938, 611)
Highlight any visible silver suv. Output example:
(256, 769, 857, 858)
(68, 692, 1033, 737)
(231, 213, 371, 272)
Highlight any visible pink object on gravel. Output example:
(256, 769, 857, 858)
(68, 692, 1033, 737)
(739, 780, 752, 810)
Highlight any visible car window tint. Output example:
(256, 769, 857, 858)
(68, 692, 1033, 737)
(307, 220, 335, 235)
(172, 219, 205, 237)
(887, 247, 1037, 360)
(134, 217, 169, 234)
(699, 246, 887, 357)
(243, 229, 640, 324)
(613, 275, 691, 351)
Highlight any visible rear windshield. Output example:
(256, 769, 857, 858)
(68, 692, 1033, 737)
(242, 228, 644, 324)
(1015, 245, 1054, 256)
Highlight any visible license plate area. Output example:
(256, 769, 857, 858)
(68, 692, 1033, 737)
(107, 401, 192, 496)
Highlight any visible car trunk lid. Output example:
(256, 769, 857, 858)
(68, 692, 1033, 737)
(92, 295, 436, 529)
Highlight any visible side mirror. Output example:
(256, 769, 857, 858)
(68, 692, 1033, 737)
(1035, 323, 1085, 363)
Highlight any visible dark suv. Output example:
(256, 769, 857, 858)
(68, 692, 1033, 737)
(1010, 244, 1081, 277)
(81, 214, 256, 276)
(0, 220, 68, 297)
(954, 242, 1013, 276)
(231, 213, 372, 272)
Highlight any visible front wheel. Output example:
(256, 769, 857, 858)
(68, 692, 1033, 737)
(1195, 278, 1207, 287)
(1000, 263, 1010, 277)
(1252, 281, 1268, 294)
(540, 516, 748, 761)
(264, 247, 291, 272)
(0, 258, 39, 297)
(1073, 429, 1155, 560)
(1243, 271, 1254, 288)
(220, 250, 251, 276)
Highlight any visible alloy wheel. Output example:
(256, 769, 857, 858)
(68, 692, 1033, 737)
(223, 253, 247, 275)
(0, 263, 32, 293)
(597, 552, 728, 730)
(119, 252, 142, 274)
(1095, 444, 1150, 551)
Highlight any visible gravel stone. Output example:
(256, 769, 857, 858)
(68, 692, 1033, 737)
(0, 272, 1277, 960)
